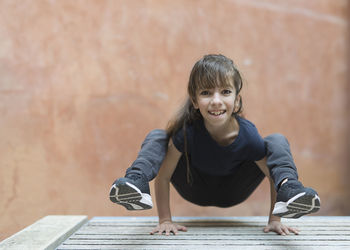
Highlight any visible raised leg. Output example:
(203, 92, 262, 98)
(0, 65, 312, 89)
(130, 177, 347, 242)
(110, 129, 169, 210)
(258, 133, 320, 218)
(264, 133, 298, 190)
(126, 129, 169, 181)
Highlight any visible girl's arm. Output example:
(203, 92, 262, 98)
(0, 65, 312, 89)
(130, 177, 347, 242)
(266, 176, 282, 223)
(150, 138, 187, 235)
(255, 158, 299, 235)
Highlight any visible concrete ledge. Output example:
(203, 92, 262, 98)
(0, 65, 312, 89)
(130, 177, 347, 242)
(0, 215, 88, 250)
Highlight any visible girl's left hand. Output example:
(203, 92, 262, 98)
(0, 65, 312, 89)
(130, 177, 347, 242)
(264, 220, 299, 236)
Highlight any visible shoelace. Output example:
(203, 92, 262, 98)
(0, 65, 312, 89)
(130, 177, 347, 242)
(127, 174, 142, 181)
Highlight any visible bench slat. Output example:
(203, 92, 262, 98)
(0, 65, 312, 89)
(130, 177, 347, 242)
(0, 215, 88, 250)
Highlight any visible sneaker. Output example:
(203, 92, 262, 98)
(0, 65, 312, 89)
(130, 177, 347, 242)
(109, 173, 153, 210)
(272, 179, 321, 219)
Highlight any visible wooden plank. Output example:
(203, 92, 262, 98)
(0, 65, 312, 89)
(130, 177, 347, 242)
(67, 234, 350, 240)
(63, 232, 350, 241)
(74, 230, 350, 235)
(0, 215, 88, 250)
(59, 239, 350, 246)
(78, 227, 350, 235)
(89, 216, 350, 222)
(57, 216, 350, 250)
(56, 246, 350, 250)
(83, 225, 350, 230)
(87, 216, 350, 226)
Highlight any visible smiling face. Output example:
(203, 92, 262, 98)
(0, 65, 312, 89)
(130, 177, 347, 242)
(192, 86, 236, 128)
(186, 55, 243, 128)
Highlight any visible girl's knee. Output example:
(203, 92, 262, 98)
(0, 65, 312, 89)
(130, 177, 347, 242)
(143, 129, 169, 146)
(264, 133, 289, 145)
(146, 129, 168, 139)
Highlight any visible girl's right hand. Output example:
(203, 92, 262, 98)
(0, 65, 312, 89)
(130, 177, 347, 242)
(150, 221, 187, 236)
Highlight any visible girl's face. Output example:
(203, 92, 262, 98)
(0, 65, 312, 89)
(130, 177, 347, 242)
(192, 86, 236, 128)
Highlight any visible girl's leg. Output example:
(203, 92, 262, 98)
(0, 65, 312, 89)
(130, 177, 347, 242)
(125, 129, 169, 181)
(264, 133, 298, 190)
(109, 129, 169, 210)
(262, 133, 320, 218)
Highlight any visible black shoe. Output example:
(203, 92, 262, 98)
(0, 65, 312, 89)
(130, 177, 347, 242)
(272, 179, 320, 218)
(109, 173, 153, 210)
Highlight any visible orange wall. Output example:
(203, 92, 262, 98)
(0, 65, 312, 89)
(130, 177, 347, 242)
(0, 0, 349, 240)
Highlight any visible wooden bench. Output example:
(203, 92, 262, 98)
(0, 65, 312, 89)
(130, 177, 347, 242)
(0, 215, 88, 250)
(2, 216, 350, 249)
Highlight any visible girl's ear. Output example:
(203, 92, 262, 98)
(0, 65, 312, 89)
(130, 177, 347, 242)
(191, 97, 198, 109)
(233, 95, 241, 113)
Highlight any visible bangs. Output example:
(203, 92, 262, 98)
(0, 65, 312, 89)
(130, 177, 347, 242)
(188, 54, 242, 101)
(194, 62, 235, 92)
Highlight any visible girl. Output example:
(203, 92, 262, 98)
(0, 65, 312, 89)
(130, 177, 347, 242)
(109, 54, 320, 236)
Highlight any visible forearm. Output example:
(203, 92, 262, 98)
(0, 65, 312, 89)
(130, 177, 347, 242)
(268, 178, 281, 223)
(155, 177, 172, 223)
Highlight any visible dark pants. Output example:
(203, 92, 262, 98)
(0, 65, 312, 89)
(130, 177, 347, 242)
(126, 129, 298, 207)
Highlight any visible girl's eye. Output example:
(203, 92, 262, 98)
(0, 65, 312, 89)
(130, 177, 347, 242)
(200, 90, 210, 96)
(222, 89, 232, 95)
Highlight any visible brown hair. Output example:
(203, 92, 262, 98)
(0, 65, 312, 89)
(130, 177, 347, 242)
(166, 54, 244, 183)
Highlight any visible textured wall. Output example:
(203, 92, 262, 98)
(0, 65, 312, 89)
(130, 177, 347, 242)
(0, 0, 349, 240)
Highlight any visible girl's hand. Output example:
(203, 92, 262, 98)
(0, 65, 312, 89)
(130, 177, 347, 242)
(264, 220, 299, 236)
(150, 221, 187, 236)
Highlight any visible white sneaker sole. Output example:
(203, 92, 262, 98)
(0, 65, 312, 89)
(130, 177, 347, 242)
(272, 192, 321, 218)
(109, 182, 153, 210)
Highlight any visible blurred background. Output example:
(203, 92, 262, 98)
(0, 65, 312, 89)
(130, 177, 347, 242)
(0, 0, 349, 240)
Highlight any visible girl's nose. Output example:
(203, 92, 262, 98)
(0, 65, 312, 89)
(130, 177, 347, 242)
(210, 92, 223, 106)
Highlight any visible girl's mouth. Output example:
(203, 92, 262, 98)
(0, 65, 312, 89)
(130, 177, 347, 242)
(208, 110, 226, 116)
